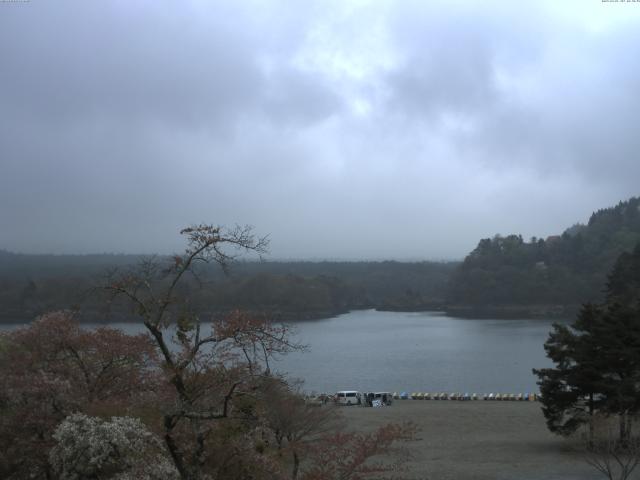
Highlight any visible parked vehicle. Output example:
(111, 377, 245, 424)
(363, 392, 393, 406)
(335, 390, 361, 405)
(377, 392, 393, 405)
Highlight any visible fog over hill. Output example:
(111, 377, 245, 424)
(1, 196, 638, 322)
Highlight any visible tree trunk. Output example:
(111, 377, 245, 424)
(588, 393, 595, 448)
(164, 416, 190, 480)
(620, 411, 629, 445)
(292, 451, 300, 480)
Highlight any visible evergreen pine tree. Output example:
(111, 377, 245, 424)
(534, 243, 640, 443)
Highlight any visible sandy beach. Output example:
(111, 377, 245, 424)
(341, 400, 601, 480)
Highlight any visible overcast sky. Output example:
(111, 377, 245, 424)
(1, 0, 639, 260)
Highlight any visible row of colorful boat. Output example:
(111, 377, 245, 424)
(392, 392, 539, 401)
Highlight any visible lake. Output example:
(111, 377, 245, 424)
(1, 310, 559, 394)
(273, 310, 558, 394)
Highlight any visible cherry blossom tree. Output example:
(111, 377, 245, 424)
(49, 413, 179, 480)
(103, 225, 304, 479)
(1, 225, 420, 480)
(0, 311, 158, 479)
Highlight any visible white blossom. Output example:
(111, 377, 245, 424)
(49, 413, 179, 480)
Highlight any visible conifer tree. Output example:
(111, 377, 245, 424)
(534, 243, 640, 443)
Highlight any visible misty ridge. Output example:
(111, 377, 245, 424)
(2, 196, 638, 323)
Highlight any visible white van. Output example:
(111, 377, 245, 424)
(335, 390, 361, 406)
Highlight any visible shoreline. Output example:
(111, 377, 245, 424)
(0, 304, 576, 324)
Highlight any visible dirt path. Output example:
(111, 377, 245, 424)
(340, 401, 601, 480)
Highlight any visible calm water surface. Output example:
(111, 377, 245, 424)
(273, 310, 559, 394)
(2, 310, 560, 394)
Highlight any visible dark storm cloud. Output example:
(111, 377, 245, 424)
(1, 0, 638, 259)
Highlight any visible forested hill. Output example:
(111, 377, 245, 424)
(0, 253, 457, 322)
(447, 197, 640, 317)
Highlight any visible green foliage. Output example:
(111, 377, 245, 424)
(606, 243, 640, 307)
(534, 244, 640, 441)
(450, 197, 640, 309)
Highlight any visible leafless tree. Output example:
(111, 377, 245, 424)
(584, 416, 640, 480)
(258, 378, 343, 479)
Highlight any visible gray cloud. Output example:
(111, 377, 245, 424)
(0, 0, 638, 259)
(384, 2, 640, 190)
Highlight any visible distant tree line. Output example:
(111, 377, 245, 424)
(2, 196, 640, 321)
(0, 250, 457, 323)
